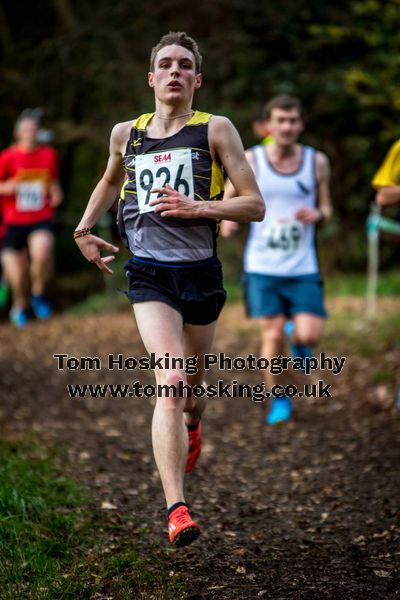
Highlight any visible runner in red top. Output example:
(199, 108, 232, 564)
(0, 114, 63, 326)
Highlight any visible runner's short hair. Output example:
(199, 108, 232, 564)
(150, 32, 202, 74)
(263, 95, 304, 120)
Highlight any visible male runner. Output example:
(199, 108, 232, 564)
(0, 114, 62, 326)
(221, 95, 332, 425)
(74, 32, 264, 547)
(372, 138, 400, 206)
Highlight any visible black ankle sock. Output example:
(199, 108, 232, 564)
(168, 501, 187, 518)
(187, 419, 201, 432)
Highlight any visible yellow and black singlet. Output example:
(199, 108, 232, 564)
(118, 111, 224, 265)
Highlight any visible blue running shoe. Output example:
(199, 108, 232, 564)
(9, 307, 30, 328)
(266, 396, 292, 425)
(31, 295, 53, 319)
(284, 320, 313, 372)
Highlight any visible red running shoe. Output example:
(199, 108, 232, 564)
(185, 420, 202, 473)
(168, 505, 201, 547)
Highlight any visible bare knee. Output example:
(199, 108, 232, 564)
(155, 369, 187, 409)
(294, 325, 322, 347)
(262, 327, 285, 348)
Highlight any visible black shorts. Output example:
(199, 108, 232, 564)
(2, 220, 54, 251)
(124, 257, 227, 326)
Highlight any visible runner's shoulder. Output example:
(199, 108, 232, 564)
(0, 145, 18, 160)
(111, 120, 133, 142)
(314, 150, 330, 177)
(208, 115, 235, 133)
(208, 116, 240, 152)
(37, 144, 57, 157)
(110, 120, 133, 152)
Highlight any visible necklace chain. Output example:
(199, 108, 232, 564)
(154, 111, 194, 121)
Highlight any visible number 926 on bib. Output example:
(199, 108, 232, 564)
(135, 148, 194, 214)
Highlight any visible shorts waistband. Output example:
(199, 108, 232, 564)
(130, 255, 219, 269)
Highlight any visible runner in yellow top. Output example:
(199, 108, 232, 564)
(74, 32, 264, 547)
(372, 139, 400, 206)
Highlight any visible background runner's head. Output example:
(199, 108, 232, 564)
(14, 110, 41, 148)
(262, 95, 304, 147)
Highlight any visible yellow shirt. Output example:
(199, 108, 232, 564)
(372, 139, 400, 188)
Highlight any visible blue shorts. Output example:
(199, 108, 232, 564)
(243, 272, 327, 319)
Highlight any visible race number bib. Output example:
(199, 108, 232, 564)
(135, 148, 194, 214)
(16, 181, 45, 212)
(261, 218, 305, 257)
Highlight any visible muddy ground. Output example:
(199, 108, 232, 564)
(0, 299, 399, 599)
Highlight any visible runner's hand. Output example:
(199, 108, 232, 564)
(295, 207, 322, 223)
(75, 234, 119, 274)
(49, 183, 63, 208)
(1, 179, 17, 194)
(149, 183, 199, 218)
(219, 220, 240, 237)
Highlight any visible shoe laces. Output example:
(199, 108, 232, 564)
(173, 507, 190, 525)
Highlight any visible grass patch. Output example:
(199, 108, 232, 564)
(66, 289, 129, 316)
(323, 302, 400, 358)
(63, 269, 400, 316)
(325, 270, 400, 297)
(0, 438, 184, 599)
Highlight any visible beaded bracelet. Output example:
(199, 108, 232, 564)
(73, 227, 92, 239)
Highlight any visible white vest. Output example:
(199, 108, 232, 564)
(244, 144, 319, 276)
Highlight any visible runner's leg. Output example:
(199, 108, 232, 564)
(183, 320, 217, 425)
(28, 229, 54, 297)
(1, 248, 30, 310)
(260, 315, 292, 424)
(133, 301, 189, 508)
(292, 313, 323, 347)
(260, 315, 286, 388)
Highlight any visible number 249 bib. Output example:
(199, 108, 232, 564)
(261, 218, 305, 257)
(136, 149, 194, 214)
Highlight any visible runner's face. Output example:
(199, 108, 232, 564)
(266, 108, 304, 147)
(16, 119, 39, 147)
(148, 45, 202, 105)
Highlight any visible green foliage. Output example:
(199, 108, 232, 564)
(311, 0, 400, 138)
(0, 438, 183, 598)
(1, 0, 400, 270)
(0, 439, 86, 597)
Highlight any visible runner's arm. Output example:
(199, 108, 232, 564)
(151, 118, 264, 222)
(205, 117, 264, 221)
(375, 187, 400, 206)
(49, 181, 63, 208)
(75, 122, 129, 274)
(296, 151, 332, 223)
(0, 153, 16, 194)
(220, 149, 256, 237)
(315, 151, 333, 220)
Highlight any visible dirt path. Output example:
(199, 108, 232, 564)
(0, 300, 399, 599)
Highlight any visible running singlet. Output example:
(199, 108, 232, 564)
(118, 111, 224, 264)
(0, 145, 58, 226)
(244, 144, 319, 276)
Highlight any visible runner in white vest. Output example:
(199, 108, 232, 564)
(221, 95, 332, 424)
